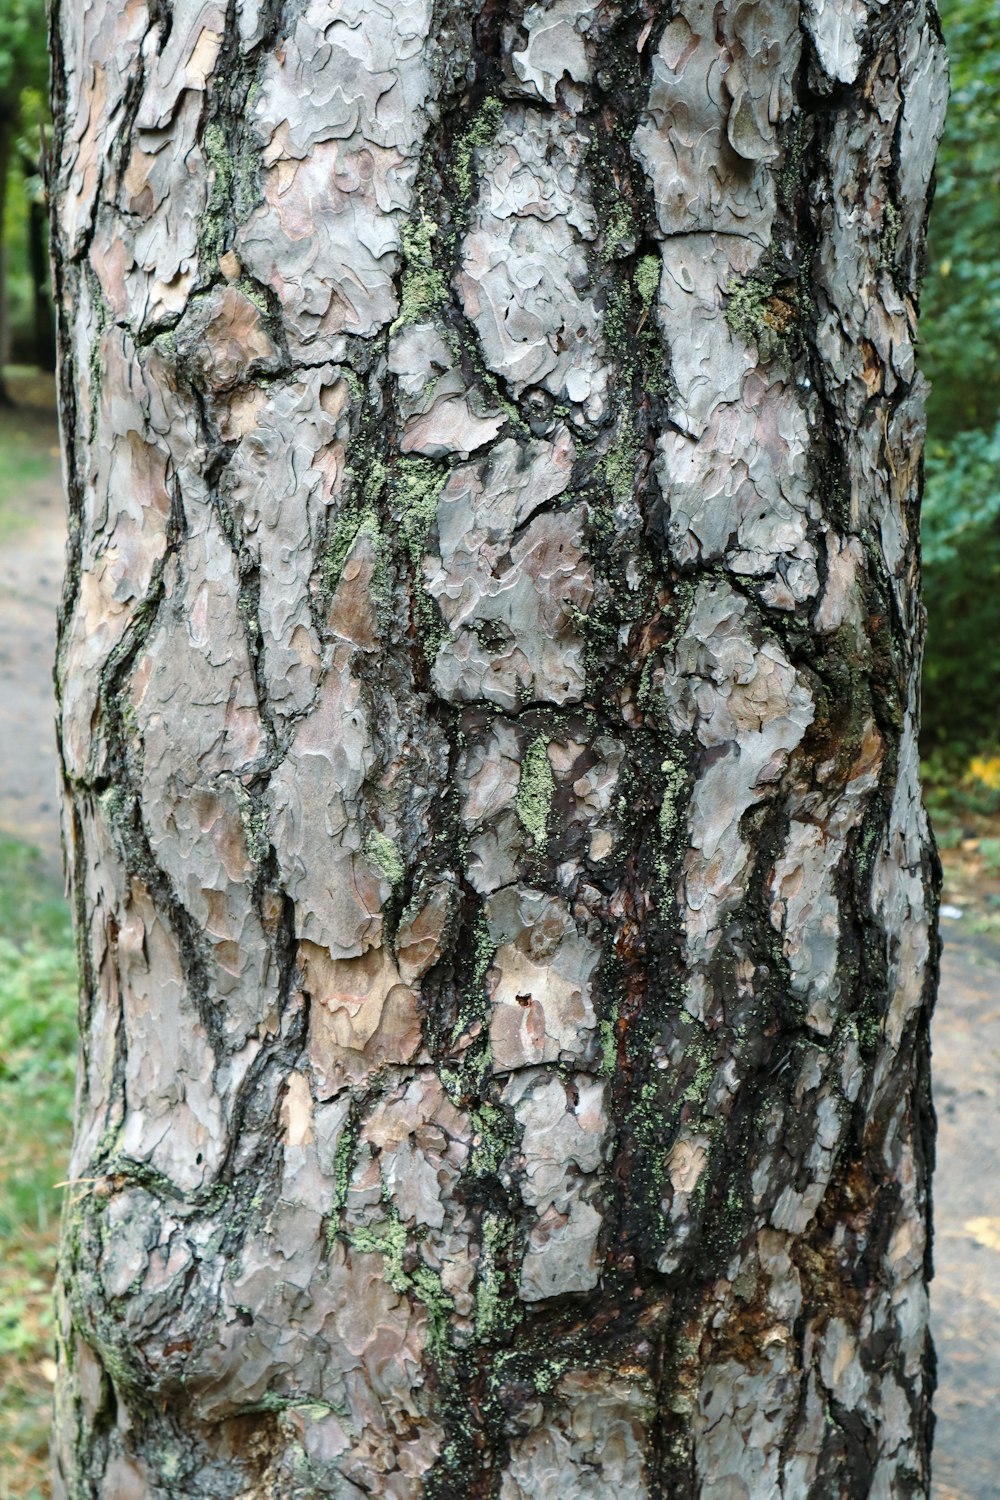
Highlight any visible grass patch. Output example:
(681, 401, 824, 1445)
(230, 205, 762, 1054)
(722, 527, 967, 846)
(0, 369, 61, 545)
(0, 426, 54, 541)
(0, 837, 77, 1500)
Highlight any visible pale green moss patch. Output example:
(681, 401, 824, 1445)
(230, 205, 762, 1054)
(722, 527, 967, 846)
(394, 457, 447, 560)
(393, 213, 448, 329)
(449, 912, 496, 1054)
(199, 120, 262, 268)
(364, 829, 405, 887)
(725, 263, 810, 362)
(392, 456, 450, 660)
(656, 757, 688, 894)
(235, 278, 272, 317)
(599, 1017, 617, 1076)
(318, 504, 391, 623)
(601, 198, 636, 262)
(516, 736, 555, 849)
(200, 122, 233, 266)
(230, 781, 270, 866)
(453, 97, 504, 204)
(658, 759, 687, 844)
(635, 254, 661, 309)
(878, 200, 902, 272)
(475, 1211, 518, 1341)
(348, 1208, 454, 1359)
(468, 1103, 511, 1179)
(601, 399, 640, 506)
(682, 1049, 715, 1108)
(533, 1356, 571, 1393)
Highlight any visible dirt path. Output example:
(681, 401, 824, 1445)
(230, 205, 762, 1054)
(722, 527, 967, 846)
(0, 503, 65, 875)
(930, 928, 1000, 1500)
(0, 378, 66, 880)
(0, 387, 996, 1497)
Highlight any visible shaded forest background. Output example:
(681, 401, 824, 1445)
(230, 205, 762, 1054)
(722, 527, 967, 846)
(0, 0, 997, 1494)
(921, 0, 1000, 782)
(0, 0, 52, 387)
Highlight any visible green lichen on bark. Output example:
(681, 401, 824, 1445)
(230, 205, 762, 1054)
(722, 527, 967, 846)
(879, 200, 903, 276)
(317, 504, 390, 614)
(600, 198, 637, 263)
(656, 757, 689, 894)
(327, 1111, 362, 1240)
(515, 736, 555, 849)
(393, 212, 449, 329)
(391, 455, 450, 658)
(601, 408, 641, 507)
(200, 122, 233, 267)
(725, 258, 813, 363)
(451, 96, 504, 205)
(347, 1210, 454, 1360)
(394, 456, 448, 556)
(475, 1210, 519, 1341)
(599, 1017, 617, 1076)
(364, 828, 405, 887)
(634, 253, 661, 310)
(598, 256, 668, 513)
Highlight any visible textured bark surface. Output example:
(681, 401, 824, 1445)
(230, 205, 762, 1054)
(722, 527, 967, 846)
(50, 2, 947, 1496)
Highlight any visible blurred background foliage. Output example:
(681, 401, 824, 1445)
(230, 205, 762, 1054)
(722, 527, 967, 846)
(3, 92, 52, 363)
(0, 0, 52, 400)
(920, 0, 1000, 786)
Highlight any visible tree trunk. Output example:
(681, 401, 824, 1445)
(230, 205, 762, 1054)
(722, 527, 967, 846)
(0, 107, 14, 405)
(50, 2, 947, 1497)
(22, 147, 56, 371)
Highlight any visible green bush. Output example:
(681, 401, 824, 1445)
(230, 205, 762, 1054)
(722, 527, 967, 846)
(921, 512, 1000, 759)
(920, 0, 1000, 763)
(0, 839, 77, 1497)
(980, 837, 1000, 874)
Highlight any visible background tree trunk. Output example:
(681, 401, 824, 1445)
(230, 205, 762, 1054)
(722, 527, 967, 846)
(0, 106, 15, 405)
(22, 145, 56, 372)
(50, 2, 947, 1496)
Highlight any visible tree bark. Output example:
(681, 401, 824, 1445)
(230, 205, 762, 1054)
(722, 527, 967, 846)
(50, 2, 947, 1497)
